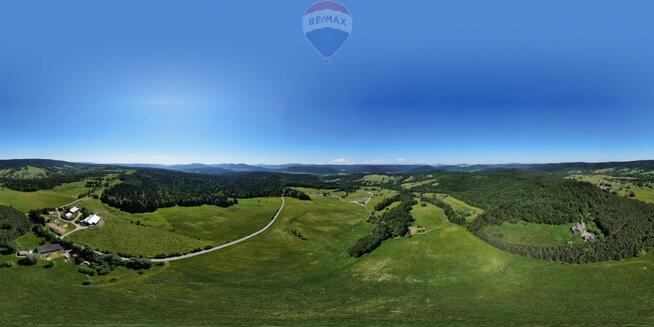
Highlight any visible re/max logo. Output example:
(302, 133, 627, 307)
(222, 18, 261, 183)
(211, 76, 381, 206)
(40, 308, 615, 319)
(307, 15, 348, 26)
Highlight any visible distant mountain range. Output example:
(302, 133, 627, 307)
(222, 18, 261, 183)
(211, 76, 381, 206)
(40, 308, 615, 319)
(114, 163, 435, 175)
(116, 160, 654, 175)
(2, 159, 654, 177)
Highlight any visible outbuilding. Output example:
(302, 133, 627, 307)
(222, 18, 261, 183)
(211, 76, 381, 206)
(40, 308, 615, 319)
(36, 244, 64, 255)
(64, 213, 73, 220)
(82, 214, 101, 226)
(69, 207, 79, 213)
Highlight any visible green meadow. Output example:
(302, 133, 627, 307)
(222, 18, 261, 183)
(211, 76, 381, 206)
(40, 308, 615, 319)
(67, 197, 280, 257)
(366, 188, 398, 210)
(0, 181, 89, 212)
(401, 178, 437, 189)
(425, 193, 484, 222)
(485, 220, 584, 246)
(0, 165, 48, 179)
(2, 186, 654, 326)
(361, 174, 401, 185)
(569, 173, 654, 204)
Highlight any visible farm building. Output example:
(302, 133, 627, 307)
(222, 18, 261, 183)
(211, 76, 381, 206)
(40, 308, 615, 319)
(36, 244, 64, 254)
(571, 221, 586, 234)
(64, 213, 73, 220)
(82, 214, 101, 226)
(571, 220, 595, 242)
(69, 207, 79, 213)
(17, 250, 31, 256)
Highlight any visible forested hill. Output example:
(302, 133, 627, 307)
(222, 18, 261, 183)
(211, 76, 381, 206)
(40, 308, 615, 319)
(414, 170, 654, 263)
(0, 159, 112, 192)
(431, 160, 654, 173)
(101, 169, 327, 213)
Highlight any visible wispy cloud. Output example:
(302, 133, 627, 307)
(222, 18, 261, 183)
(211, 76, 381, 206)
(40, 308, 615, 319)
(397, 158, 406, 162)
(333, 158, 346, 163)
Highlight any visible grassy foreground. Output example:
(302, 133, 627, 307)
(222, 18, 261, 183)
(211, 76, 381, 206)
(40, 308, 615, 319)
(1, 192, 654, 325)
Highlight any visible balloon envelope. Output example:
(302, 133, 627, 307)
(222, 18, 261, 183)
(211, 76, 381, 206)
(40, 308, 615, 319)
(302, 1, 352, 58)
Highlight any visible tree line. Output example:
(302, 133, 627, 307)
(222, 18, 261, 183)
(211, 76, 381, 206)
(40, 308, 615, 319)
(0, 205, 32, 253)
(420, 196, 465, 225)
(349, 192, 417, 257)
(101, 169, 326, 213)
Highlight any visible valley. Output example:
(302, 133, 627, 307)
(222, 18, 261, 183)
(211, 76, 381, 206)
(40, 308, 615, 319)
(2, 159, 654, 325)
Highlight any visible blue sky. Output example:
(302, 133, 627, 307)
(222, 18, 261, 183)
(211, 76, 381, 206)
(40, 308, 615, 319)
(1, 0, 653, 165)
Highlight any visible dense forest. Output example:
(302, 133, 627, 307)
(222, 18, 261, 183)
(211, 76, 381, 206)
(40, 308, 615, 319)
(101, 169, 326, 213)
(0, 205, 31, 251)
(412, 170, 654, 263)
(349, 192, 416, 257)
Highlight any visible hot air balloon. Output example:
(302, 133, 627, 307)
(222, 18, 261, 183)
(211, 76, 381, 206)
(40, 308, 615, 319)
(302, 1, 352, 62)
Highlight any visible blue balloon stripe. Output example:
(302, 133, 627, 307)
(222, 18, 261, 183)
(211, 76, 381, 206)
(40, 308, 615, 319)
(305, 28, 350, 58)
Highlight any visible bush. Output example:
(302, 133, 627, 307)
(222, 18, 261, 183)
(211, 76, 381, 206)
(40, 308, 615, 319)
(18, 254, 38, 266)
(0, 261, 13, 268)
(78, 266, 96, 276)
(0, 243, 16, 255)
(43, 261, 55, 269)
(126, 258, 152, 270)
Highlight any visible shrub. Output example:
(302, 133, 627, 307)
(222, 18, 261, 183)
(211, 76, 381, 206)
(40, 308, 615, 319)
(43, 261, 55, 269)
(18, 254, 38, 266)
(78, 266, 96, 276)
(0, 261, 13, 268)
(126, 258, 152, 270)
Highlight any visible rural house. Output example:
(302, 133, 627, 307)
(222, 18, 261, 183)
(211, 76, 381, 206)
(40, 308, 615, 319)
(69, 207, 79, 213)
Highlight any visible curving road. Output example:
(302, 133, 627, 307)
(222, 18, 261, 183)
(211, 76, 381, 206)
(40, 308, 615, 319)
(151, 195, 286, 262)
(57, 196, 286, 263)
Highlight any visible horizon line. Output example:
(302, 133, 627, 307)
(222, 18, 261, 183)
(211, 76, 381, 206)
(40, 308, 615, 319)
(2, 157, 653, 167)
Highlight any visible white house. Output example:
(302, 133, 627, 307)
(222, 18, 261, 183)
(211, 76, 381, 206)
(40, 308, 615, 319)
(82, 214, 101, 226)
(69, 207, 79, 213)
(64, 213, 73, 220)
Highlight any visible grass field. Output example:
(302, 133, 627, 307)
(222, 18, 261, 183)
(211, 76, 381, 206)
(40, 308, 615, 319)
(0, 181, 89, 213)
(360, 174, 401, 185)
(485, 220, 584, 246)
(366, 189, 398, 210)
(424, 193, 484, 222)
(341, 189, 372, 202)
(411, 202, 448, 231)
(569, 174, 654, 204)
(2, 190, 654, 325)
(14, 231, 45, 250)
(0, 165, 48, 179)
(67, 198, 280, 257)
(401, 179, 437, 189)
